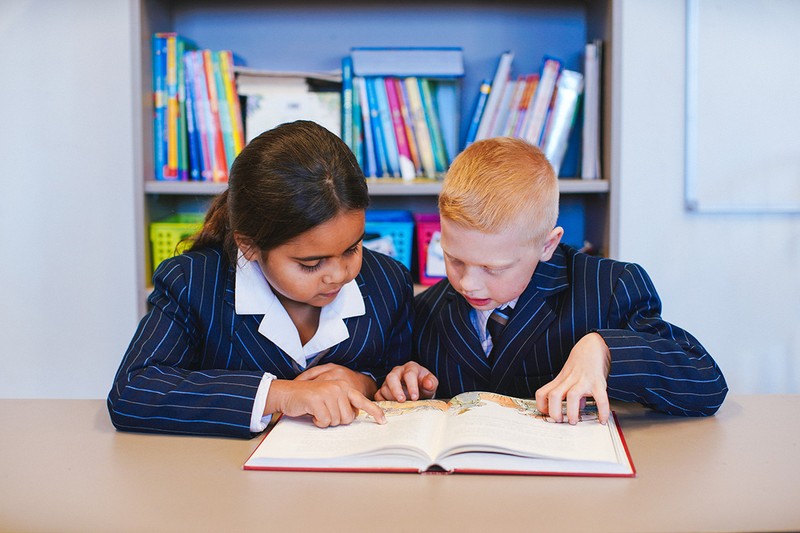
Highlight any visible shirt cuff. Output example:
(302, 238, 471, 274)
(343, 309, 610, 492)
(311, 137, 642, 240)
(250, 372, 276, 433)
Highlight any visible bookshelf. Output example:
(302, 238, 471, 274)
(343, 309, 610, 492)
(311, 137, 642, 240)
(135, 0, 614, 314)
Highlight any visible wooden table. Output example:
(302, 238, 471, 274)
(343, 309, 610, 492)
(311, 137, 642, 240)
(1, 396, 798, 532)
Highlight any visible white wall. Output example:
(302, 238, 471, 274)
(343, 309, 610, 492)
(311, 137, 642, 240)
(0, 0, 140, 398)
(613, 0, 800, 393)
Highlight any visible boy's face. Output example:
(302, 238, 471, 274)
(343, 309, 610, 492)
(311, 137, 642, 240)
(439, 216, 562, 311)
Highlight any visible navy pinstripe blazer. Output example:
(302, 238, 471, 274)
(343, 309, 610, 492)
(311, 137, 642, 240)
(108, 246, 413, 438)
(414, 244, 728, 416)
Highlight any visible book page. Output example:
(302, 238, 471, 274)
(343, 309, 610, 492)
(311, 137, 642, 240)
(437, 392, 618, 464)
(248, 400, 449, 464)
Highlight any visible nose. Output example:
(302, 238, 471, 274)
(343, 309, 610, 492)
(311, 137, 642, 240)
(458, 266, 482, 294)
(323, 258, 349, 285)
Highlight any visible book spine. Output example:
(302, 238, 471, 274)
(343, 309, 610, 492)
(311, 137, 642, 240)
(356, 76, 378, 177)
(419, 78, 448, 173)
(434, 80, 459, 164)
(152, 34, 167, 181)
(489, 79, 518, 138)
(341, 56, 354, 151)
(513, 74, 539, 137)
(475, 51, 514, 141)
(351, 75, 364, 172)
(523, 57, 562, 147)
(542, 70, 584, 176)
(396, 78, 421, 174)
(182, 51, 201, 181)
(212, 52, 236, 172)
(581, 40, 602, 179)
(500, 75, 527, 137)
(403, 77, 436, 178)
(164, 34, 179, 180)
(464, 79, 490, 148)
(384, 77, 416, 181)
(372, 76, 400, 177)
(176, 36, 191, 181)
(365, 77, 388, 177)
(219, 50, 245, 157)
(189, 51, 213, 181)
(202, 49, 228, 181)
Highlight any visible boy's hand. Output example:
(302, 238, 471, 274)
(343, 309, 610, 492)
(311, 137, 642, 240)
(296, 363, 378, 399)
(375, 362, 438, 402)
(535, 332, 611, 425)
(267, 379, 386, 427)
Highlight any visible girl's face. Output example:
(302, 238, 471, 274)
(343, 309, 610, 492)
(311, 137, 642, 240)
(246, 210, 365, 309)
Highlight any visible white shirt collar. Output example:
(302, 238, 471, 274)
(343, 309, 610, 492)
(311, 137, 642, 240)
(234, 251, 365, 369)
(474, 298, 519, 343)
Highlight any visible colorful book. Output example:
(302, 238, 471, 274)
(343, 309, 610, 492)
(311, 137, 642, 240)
(371, 76, 400, 177)
(164, 34, 179, 180)
(183, 51, 202, 181)
(434, 80, 459, 163)
(201, 49, 228, 181)
(419, 78, 448, 173)
(513, 74, 539, 137)
(152, 34, 168, 181)
(356, 76, 378, 177)
(384, 77, 416, 180)
(523, 57, 562, 147)
(188, 50, 215, 181)
(218, 50, 245, 157)
(542, 70, 584, 176)
(475, 51, 514, 141)
(212, 52, 236, 172)
(464, 79, 491, 148)
(499, 75, 527, 137)
(490, 78, 519, 138)
(396, 78, 421, 173)
(351, 76, 364, 172)
(403, 77, 436, 178)
(350, 47, 464, 78)
(341, 56, 355, 151)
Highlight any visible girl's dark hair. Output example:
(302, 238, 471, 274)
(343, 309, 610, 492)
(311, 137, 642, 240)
(190, 120, 369, 261)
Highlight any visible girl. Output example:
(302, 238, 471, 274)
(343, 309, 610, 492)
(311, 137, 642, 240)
(108, 121, 413, 438)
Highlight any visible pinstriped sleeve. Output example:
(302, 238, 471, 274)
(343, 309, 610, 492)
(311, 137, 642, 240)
(107, 257, 264, 438)
(599, 262, 728, 416)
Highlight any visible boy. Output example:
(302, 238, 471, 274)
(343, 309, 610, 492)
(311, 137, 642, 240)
(376, 137, 728, 424)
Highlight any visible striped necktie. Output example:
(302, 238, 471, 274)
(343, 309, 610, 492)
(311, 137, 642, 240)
(486, 306, 513, 364)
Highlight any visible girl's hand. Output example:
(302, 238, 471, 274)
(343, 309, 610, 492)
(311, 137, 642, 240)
(296, 363, 378, 399)
(534, 332, 611, 425)
(375, 362, 438, 402)
(266, 378, 386, 427)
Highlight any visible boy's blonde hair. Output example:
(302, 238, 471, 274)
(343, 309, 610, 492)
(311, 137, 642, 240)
(439, 137, 559, 244)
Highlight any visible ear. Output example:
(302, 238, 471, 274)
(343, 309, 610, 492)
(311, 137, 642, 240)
(233, 231, 260, 262)
(539, 227, 563, 262)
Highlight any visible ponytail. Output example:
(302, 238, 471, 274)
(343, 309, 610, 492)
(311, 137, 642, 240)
(189, 189, 236, 260)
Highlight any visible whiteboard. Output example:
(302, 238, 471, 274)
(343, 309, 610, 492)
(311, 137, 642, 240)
(685, 0, 800, 213)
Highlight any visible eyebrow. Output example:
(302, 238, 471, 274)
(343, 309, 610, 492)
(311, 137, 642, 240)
(291, 233, 365, 262)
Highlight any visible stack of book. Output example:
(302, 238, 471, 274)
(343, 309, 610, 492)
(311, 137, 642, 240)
(343, 48, 464, 180)
(465, 49, 593, 177)
(152, 32, 244, 182)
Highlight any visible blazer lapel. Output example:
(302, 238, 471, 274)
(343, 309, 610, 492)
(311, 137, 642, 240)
(490, 246, 570, 392)
(223, 265, 298, 379)
(437, 287, 492, 383)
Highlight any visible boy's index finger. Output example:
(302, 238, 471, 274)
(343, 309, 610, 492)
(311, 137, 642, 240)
(349, 391, 386, 424)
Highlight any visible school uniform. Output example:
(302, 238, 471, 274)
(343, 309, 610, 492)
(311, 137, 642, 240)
(107, 246, 412, 438)
(414, 244, 728, 416)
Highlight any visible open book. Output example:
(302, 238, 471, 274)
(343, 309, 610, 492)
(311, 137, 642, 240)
(244, 392, 635, 476)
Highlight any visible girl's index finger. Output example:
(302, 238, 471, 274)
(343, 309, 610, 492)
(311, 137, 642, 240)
(348, 390, 386, 424)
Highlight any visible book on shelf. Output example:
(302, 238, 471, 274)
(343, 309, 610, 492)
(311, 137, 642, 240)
(474, 50, 514, 142)
(465, 51, 587, 177)
(581, 39, 603, 180)
(235, 67, 341, 144)
(542, 70, 584, 176)
(349, 47, 463, 179)
(244, 391, 635, 476)
(463, 78, 490, 147)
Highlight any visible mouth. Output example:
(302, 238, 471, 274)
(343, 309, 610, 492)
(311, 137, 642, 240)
(464, 296, 492, 308)
(320, 287, 342, 299)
